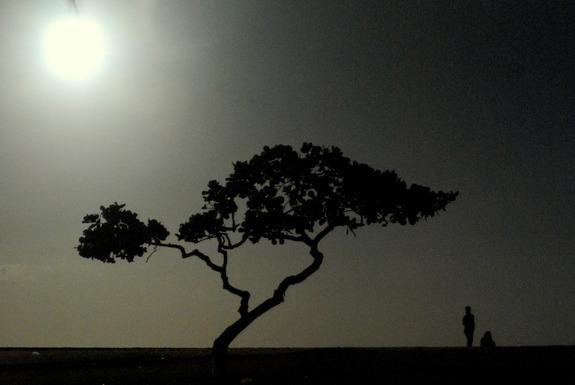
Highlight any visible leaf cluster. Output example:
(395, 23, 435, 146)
(177, 143, 458, 245)
(77, 202, 169, 263)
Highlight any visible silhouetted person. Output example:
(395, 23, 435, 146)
(480, 331, 496, 349)
(462, 306, 475, 348)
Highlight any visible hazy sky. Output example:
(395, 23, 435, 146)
(1, 0, 573, 348)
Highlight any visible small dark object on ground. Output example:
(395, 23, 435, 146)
(480, 331, 496, 349)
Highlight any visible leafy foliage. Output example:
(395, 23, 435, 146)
(177, 143, 458, 245)
(77, 202, 168, 263)
(78, 143, 457, 262)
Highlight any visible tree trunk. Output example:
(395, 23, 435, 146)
(210, 245, 324, 380)
(211, 338, 229, 382)
(211, 311, 272, 381)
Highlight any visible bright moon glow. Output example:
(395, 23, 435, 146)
(42, 17, 107, 81)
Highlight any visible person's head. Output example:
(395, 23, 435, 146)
(465, 306, 471, 314)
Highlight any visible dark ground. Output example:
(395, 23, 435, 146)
(1, 346, 574, 384)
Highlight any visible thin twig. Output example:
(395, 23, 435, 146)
(146, 245, 159, 263)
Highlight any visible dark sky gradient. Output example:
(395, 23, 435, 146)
(0, 0, 574, 347)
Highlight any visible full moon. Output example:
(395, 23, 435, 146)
(42, 17, 107, 81)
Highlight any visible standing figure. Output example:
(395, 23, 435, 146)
(462, 306, 475, 348)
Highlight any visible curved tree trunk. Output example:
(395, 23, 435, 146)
(211, 317, 250, 379)
(211, 245, 324, 380)
(211, 304, 277, 380)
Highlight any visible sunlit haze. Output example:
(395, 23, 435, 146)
(42, 16, 107, 81)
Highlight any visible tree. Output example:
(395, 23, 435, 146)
(77, 143, 458, 379)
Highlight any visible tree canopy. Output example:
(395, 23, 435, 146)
(78, 143, 457, 264)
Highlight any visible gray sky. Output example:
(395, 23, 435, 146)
(1, 0, 574, 348)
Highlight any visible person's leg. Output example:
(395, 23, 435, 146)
(465, 331, 472, 348)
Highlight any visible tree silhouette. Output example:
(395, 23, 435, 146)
(77, 143, 458, 379)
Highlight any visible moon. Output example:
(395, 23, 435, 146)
(42, 17, 107, 82)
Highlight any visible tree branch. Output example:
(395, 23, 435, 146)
(213, 243, 326, 350)
(152, 240, 250, 316)
(217, 237, 251, 317)
(221, 232, 249, 250)
(151, 242, 222, 273)
(188, 248, 223, 273)
(145, 245, 159, 263)
(272, 244, 324, 301)
(281, 234, 308, 243)
(313, 224, 335, 244)
(251, 244, 325, 319)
